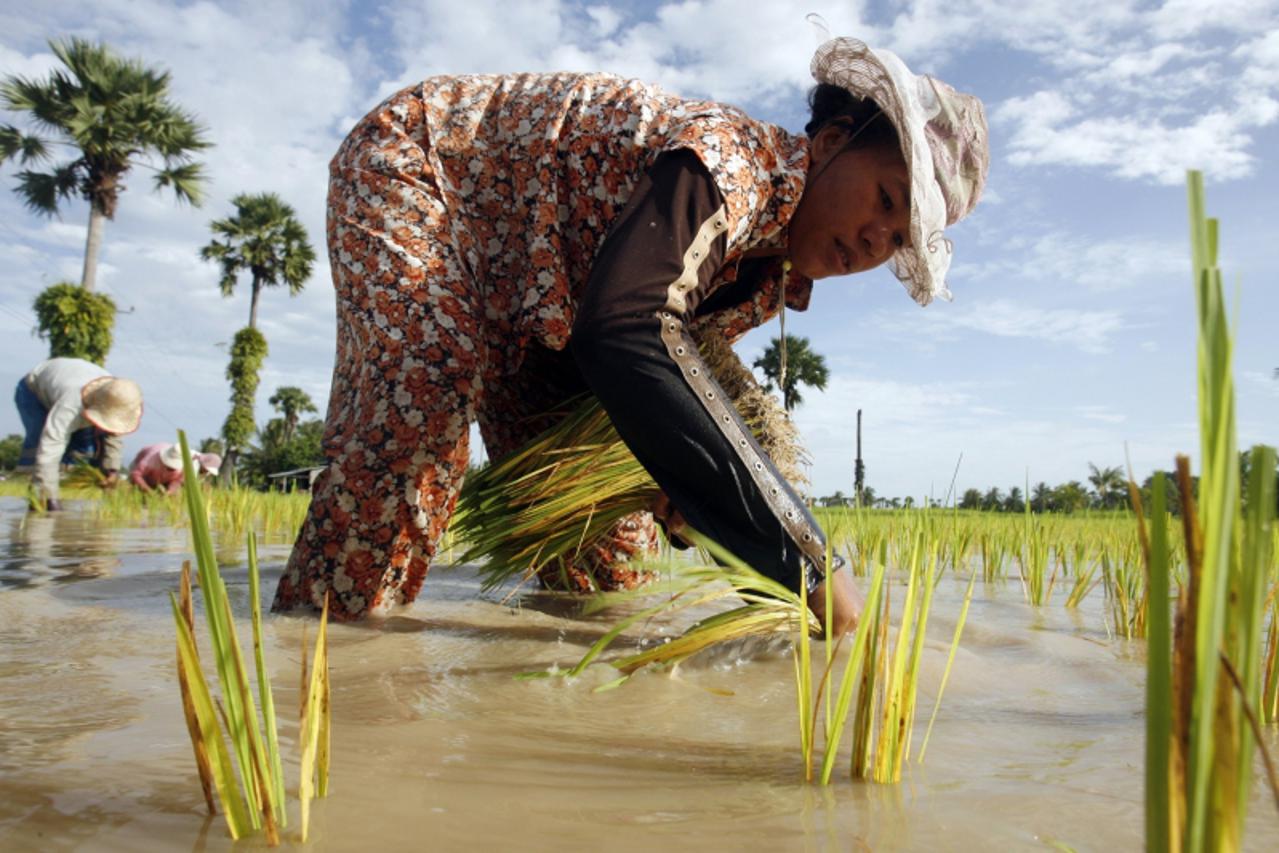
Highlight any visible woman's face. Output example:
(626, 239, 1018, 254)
(787, 126, 912, 281)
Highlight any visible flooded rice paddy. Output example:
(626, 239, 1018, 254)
(2, 495, 1277, 851)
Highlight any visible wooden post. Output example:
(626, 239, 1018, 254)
(854, 408, 864, 507)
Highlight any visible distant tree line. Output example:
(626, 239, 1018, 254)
(816, 457, 1279, 515)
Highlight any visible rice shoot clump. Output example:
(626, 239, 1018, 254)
(1140, 172, 1279, 853)
(169, 430, 332, 845)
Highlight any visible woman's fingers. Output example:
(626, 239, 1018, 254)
(649, 492, 694, 549)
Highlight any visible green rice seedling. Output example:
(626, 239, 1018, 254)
(795, 551, 816, 776)
(172, 432, 279, 842)
(173, 560, 218, 816)
(1064, 540, 1100, 609)
(918, 567, 978, 762)
(1101, 547, 1147, 640)
(817, 559, 887, 784)
(947, 522, 976, 575)
(979, 531, 1007, 583)
(170, 430, 331, 845)
(1264, 583, 1279, 724)
(846, 522, 886, 578)
(1019, 512, 1056, 607)
(299, 593, 332, 842)
(868, 536, 941, 782)
(1141, 173, 1279, 853)
(815, 527, 966, 785)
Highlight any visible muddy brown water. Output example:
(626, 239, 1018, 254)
(1, 496, 1277, 852)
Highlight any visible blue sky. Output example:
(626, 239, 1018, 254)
(1, 0, 1276, 501)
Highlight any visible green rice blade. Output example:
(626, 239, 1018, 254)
(170, 593, 253, 839)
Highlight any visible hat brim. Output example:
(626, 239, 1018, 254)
(159, 445, 185, 470)
(81, 376, 143, 435)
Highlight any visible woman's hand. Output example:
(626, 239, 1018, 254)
(649, 491, 694, 549)
(806, 568, 863, 635)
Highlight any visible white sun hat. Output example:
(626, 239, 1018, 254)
(80, 376, 143, 435)
(197, 452, 222, 477)
(811, 37, 990, 305)
(159, 443, 185, 470)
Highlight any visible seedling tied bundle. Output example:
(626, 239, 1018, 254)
(452, 334, 807, 592)
(169, 431, 332, 845)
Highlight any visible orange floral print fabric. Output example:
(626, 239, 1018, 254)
(273, 73, 812, 621)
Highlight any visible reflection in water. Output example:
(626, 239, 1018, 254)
(0, 509, 123, 590)
(1, 496, 1277, 851)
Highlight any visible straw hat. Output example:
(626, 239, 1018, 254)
(197, 452, 222, 477)
(159, 443, 185, 470)
(811, 37, 990, 305)
(80, 376, 143, 435)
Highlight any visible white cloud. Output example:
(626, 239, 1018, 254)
(373, 0, 876, 107)
(1074, 405, 1126, 423)
(954, 231, 1186, 291)
(946, 300, 1124, 353)
(1241, 369, 1279, 392)
(877, 298, 1125, 354)
(1151, 0, 1279, 39)
(905, 1, 1279, 185)
(996, 93, 1264, 184)
(1237, 29, 1279, 90)
(0, 43, 58, 79)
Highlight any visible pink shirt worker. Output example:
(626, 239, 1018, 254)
(128, 443, 187, 494)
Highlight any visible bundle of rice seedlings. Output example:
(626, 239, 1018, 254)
(453, 333, 809, 591)
(1140, 173, 1279, 853)
(170, 430, 331, 845)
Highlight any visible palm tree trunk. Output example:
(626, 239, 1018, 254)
(81, 206, 106, 292)
(221, 448, 237, 487)
(249, 279, 261, 330)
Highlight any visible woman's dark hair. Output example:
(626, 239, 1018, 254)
(804, 83, 899, 151)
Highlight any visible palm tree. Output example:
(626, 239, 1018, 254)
(753, 334, 830, 411)
(1003, 485, 1024, 512)
(269, 386, 317, 443)
(0, 38, 209, 291)
(1032, 481, 1053, 513)
(1054, 480, 1091, 513)
(201, 192, 315, 330)
(1087, 463, 1125, 509)
(982, 487, 1003, 512)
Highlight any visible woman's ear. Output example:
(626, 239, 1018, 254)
(809, 121, 852, 171)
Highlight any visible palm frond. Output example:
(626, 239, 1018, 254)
(14, 163, 83, 213)
(154, 161, 207, 206)
(0, 125, 50, 165)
